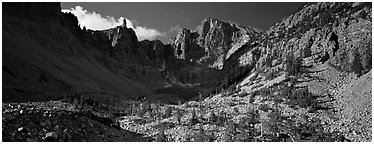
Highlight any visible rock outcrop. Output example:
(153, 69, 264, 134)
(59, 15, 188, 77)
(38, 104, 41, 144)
(171, 18, 260, 69)
(216, 2, 372, 142)
(139, 40, 174, 65)
(2, 2, 230, 101)
(102, 22, 140, 59)
(2, 2, 154, 102)
(220, 2, 372, 88)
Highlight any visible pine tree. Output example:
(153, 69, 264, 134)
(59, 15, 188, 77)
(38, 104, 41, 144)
(209, 111, 217, 124)
(132, 103, 137, 116)
(198, 100, 204, 122)
(175, 108, 181, 124)
(199, 92, 203, 102)
(285, 54, 296, 76)
(79, 95, 83, 105)
(216, 110, 223, 125)
(149, 109, 155, 121)
(154, 101, 161, 122)
(138, 102, 145, 117)
(191, 108, 198, 125)
(164, 106, 172, 118)
(352, 48, 363, 76)
(72, 98, 79, 111)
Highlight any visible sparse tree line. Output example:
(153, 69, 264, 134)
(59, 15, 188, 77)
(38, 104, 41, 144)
(117, 96, 267, 142)
(60, 53, 342, 142)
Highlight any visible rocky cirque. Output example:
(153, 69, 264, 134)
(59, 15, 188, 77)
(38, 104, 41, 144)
(2, 2, 257, 102)
(218, 2, 371, 91)
(2, 2, 372, 142)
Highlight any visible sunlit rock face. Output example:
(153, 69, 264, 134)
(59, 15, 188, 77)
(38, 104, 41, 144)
(221, 2, 372, 88)
(171, 18, 260, 69)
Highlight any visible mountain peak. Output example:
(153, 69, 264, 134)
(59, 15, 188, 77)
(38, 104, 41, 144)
(201, 17, 222, 23)
(121, 18, 127, 28)
(171, 17, 260, 69)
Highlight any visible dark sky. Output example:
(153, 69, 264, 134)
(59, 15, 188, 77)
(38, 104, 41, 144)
(62, 2, 305, 43)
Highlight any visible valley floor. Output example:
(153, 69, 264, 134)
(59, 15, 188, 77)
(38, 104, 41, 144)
(2, 63, 371, 142)
(117, 63, 372, 142)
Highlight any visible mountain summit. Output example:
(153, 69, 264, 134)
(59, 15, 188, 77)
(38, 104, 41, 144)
(172, 17, 260, 69)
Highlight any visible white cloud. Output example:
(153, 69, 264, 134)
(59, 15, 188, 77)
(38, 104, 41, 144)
(62, 6, 165, 41)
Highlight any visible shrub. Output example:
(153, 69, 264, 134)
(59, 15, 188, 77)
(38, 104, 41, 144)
(216, 111, 228, 126)
(209, 111, 217, 123)
(238, 91, 247, 98)
(279, 84, 291, 99)
(233, 107, 239, 114)
(163, 106, 172, 118)
(285, 55, 302, 76)
(259, 88, 271, 97)
(265, 108, 284, 139)
(264, 69, 278, 81)
(149, 110, 155, 121)
(264, 56, 273, 67)
(155, 127, 167, 142)
(287, 87, 314, 108)
(235, 116, 258, 141)
(277, 83, 316, 111)
(199, 107, 206, 121)
(248, 94, 255, 103)
(258, 104, 272, 112)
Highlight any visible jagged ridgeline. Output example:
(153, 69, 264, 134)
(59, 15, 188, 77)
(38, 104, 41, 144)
(2, 2, 262, 103)
(220, 2, 371, 89)
(2, 2, 372, 142)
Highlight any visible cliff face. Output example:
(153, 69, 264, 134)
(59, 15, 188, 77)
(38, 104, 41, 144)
(2, 2, 155, 102)
(172, 29, 202, 60)
(221, 2, 372, 88)
(102, 23, 140, 58)
(172, 18, 260, 69)
(4, 2, 370, 104)
(213, 3, 372, 142)
(2, 2, 226, 102)
(139, 40, 174, 65)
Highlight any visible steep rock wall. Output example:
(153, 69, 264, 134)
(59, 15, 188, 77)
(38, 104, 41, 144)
(171, 18, 260, 69)
(222, 2, 372, 88)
